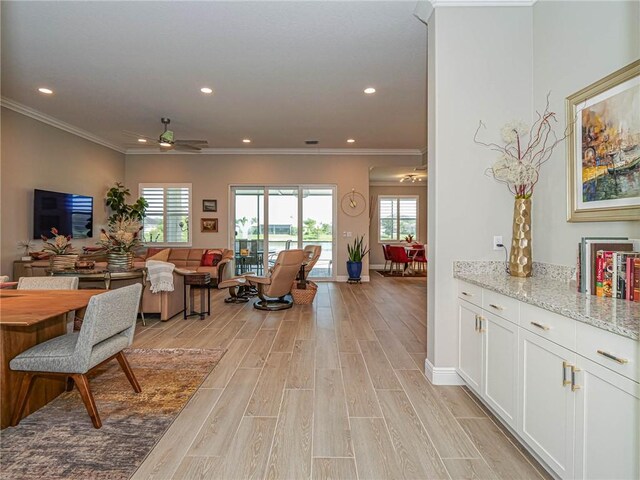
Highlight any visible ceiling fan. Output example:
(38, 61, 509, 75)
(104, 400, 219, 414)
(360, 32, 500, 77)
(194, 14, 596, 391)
(124, 118, 208, 151)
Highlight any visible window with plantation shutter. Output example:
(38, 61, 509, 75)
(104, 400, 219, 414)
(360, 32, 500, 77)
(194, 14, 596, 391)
(378, 195, 418, 242)
(139, 184, 192, 246)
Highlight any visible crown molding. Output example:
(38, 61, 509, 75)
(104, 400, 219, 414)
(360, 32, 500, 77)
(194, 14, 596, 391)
(125, 147, 425, 156)
(1, 97, 125, 153)
(430, 0, 535, 6)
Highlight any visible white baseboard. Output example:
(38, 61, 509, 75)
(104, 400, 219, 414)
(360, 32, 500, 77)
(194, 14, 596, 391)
(424, 358, 465, 385)
(369, 264, 387, 270)
(336, 275, 370, 282)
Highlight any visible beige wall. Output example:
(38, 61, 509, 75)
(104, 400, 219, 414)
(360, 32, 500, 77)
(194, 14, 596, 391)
(532, 0, 640, 264)
(125, 153, 422, 278)
(1, 107, 125, 279)
(368, 184, 427, 266)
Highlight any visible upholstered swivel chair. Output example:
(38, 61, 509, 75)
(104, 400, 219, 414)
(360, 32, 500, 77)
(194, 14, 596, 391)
(10, 284, 143, 429)
(245, 249, 305, 311)
(302, 245, 322, 280)
(18, 276, 80, 332)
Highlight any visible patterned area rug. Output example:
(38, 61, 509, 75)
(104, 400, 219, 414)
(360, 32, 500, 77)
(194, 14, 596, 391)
(376, 269, 426, 278)
(0, 348, 225, 480)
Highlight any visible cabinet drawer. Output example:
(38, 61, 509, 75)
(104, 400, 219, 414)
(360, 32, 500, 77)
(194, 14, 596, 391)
(458, 281, 482, 307)
(576, 321, 639, 383)
(482, 289, 519, 324)
(520, 303, 576, 351)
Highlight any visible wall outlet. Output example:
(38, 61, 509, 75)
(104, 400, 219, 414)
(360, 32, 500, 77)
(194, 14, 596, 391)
(493, 235, 503, 250)
(346, 232, 353, 238)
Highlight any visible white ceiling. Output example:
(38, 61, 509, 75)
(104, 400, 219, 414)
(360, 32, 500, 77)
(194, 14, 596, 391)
(1, 1, 427, 152)
(370, 165, 426, 183)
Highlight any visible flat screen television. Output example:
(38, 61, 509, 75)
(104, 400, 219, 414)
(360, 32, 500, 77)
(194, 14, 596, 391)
(33, 189, 93, 239)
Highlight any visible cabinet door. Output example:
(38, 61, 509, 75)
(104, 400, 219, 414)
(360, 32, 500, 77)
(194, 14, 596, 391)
(458, 299, 483, 393)
(574, 356, 639, 480)
(519, 329, 576, 479)
(483, 312, 518, 429)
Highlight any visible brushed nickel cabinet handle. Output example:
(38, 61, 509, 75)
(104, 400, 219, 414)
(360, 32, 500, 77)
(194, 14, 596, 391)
(474, 314, 479, 332)
(461, 291, 474, 297)
(530, 321, 550, 331)
(597, 350, 629, 364)
(562, 361, 572, 386)
(571, 365, 581, 392)
(488, 303, 504, 310)
(478, 316, 485, 333)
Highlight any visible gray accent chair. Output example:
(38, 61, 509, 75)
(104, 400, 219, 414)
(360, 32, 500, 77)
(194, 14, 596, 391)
(10, 283, 143, 429)
(246, 249, 305, 311)
(18, 276, 80, 332)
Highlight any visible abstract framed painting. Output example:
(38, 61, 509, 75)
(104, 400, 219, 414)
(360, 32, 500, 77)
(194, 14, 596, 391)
(566, 60, 640, 222)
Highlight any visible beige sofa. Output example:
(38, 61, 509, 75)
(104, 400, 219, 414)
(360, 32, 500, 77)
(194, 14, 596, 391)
(138, 248, 234, 320)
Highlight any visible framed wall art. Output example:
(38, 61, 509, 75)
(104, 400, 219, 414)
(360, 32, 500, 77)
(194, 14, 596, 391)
(201, 218, 218, 233)
(202, 199, 217, 212)
(566, 60, 640, 222)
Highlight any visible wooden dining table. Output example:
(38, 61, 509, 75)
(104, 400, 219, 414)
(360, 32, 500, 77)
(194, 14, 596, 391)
(0, 289, 106, 428)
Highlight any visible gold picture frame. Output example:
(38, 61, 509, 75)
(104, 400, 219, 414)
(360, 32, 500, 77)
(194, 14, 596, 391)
(201, 218, 218, 233)
(566, 60, 640, 222)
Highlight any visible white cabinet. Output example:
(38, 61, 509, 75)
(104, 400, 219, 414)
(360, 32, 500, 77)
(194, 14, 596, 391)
(574, 356, 639, 480)
(483, 311, 519, 429)
(458, 299, 483, 392)
(457, 280, 639, 480)
(519, 328, 576, 479)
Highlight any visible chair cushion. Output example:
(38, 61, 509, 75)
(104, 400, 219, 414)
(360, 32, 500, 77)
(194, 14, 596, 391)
(201, 249, 223, 266)
(147, 248, 171, 262)
(9, 332, 129, 374)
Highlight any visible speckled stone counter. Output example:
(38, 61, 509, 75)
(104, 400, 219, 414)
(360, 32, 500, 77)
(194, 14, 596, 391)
(453, 261, 639, 341)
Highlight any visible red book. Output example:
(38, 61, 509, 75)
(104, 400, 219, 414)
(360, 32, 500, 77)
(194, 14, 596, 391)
(627, 257, 634, 301)
(634, 259, 640, 303)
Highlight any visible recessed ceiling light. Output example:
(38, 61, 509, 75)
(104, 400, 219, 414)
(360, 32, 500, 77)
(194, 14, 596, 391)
(364, 87, 376, 94)
(137, 138, 147, 143)
(242, 138, 251, 143)
(38, 87, 53, 95)
(159, 141, 172, 147)
(200, 87, 213, 94)
(347, 138, 355, 143)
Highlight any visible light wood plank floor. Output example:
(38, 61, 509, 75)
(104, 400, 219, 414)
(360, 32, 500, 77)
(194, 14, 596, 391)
(131, 272, 550, 480)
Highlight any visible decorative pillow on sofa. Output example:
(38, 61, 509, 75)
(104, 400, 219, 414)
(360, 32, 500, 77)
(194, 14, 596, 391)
(201, 249, 223, 266)
(146, 248, 171, 262)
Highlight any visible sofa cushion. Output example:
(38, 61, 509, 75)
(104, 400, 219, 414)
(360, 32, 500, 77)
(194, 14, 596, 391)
(201, 249, 223, 266)
(147, 248, 171, 262)
(196, 266, 218, 277)
(146, 247, 167, 259)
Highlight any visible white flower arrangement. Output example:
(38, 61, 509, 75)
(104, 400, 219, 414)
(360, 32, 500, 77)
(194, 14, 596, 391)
(98, 217, 143, 253)
(475, 94, 569, 198)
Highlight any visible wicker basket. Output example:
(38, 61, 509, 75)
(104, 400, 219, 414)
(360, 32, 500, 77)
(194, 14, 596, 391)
(291, 281, 318, 305)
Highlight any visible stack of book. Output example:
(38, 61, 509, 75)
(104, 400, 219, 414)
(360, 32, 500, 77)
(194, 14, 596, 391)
(577, 237, 640, 301)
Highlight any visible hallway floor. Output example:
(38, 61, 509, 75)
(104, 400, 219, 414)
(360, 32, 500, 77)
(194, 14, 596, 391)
(131, 273, 550, 479)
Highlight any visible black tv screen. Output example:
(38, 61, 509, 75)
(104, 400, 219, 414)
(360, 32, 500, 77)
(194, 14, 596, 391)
(33, 189, 93, 239)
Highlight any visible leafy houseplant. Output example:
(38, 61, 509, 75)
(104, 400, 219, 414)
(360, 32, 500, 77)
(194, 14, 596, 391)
(346, 235, 370, 282)
(105, 182, 148, 224)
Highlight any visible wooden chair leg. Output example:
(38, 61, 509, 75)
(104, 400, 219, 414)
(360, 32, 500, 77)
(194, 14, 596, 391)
(116, 351, 142, 393)
(72, 374, 102, 429)
(11, 373, 35, 426)
(66, 376, 75, 392)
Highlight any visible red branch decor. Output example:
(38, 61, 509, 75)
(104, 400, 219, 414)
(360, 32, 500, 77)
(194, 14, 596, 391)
(474, 93, 571, 198)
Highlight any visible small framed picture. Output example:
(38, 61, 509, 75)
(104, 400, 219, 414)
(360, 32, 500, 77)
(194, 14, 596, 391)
(201, 218, 218, 233)
(202, 199, 217, 212)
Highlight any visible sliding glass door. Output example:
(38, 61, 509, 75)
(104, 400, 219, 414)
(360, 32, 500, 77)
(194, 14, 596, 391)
(231, 185, 335, 280)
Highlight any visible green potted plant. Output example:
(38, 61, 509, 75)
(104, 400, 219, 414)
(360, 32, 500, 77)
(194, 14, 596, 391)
(101, 183, 148, 270)
(346, 235, 369, 282)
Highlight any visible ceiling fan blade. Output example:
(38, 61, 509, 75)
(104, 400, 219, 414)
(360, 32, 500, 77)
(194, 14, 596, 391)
(175, 139, 208, 145)
(175, 143, 202, 151)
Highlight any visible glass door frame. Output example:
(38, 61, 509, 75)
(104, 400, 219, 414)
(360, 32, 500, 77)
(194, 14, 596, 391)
(229, 184, 337, 281)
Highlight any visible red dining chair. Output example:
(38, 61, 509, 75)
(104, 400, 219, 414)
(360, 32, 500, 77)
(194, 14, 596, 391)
(387, 245, 413, 276)
(412, 245, 427, 272)
(381, 244, 392, 272)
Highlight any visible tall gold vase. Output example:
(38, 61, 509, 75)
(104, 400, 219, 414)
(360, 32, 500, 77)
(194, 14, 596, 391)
(509, 198, 532, 278)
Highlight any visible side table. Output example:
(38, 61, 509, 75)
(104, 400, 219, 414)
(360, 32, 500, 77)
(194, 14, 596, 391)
(183, 272, 212, 320)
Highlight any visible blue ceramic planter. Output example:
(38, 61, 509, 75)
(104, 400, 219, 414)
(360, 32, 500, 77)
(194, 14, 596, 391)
(346, 261, 362, 280)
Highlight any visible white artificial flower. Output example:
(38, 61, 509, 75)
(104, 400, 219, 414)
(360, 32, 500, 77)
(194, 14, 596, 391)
(500, 121, 529, 144)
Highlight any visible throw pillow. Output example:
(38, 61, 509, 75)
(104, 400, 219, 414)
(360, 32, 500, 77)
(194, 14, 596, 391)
(201, 249, 223, 266)
(147, 248, 171, 262)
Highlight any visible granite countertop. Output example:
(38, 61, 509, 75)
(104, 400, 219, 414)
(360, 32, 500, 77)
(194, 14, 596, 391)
(453, 261, 640, 341)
